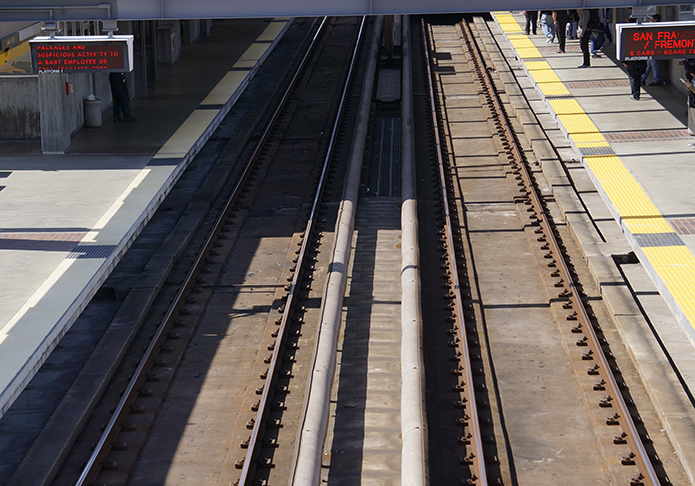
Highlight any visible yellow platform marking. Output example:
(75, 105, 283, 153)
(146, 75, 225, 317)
(154, 110, 219, 158)
(548, 99, 583, 115)
(584, 155, 673, 233)
(494, 12, 524, 33)
(239, 42, 273, 63)
(575, 141, 612, 148)
(494, 12, 695, 329)
(525, 60, 551, 71)
(643, 246, 695, 323)
(570, 133, 607, 143)
(557, 113, 601, 134)
(258, 20, 289, 41)
(153, 18, 289, 159)
(509, 36, 535, 49)
(536, 82, 571, 97)
(531, 69, 562, 84)
(201, 70, 249, 106)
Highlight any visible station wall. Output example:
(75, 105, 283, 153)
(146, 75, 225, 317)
(0, 71, 113, 139)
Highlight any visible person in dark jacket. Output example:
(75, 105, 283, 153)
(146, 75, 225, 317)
(109, 72, 137, 122)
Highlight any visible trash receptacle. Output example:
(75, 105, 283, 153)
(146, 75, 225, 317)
(84, 98, 102, 128)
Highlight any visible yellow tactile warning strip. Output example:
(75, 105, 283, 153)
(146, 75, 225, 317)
(643, 246, 695, 319)
(493, 12, 695, 328)
(153, 18, 290, 159)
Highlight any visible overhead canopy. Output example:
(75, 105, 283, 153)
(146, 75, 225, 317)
(0, 0, 681, 21)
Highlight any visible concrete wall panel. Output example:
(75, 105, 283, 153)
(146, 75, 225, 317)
(0, 76, 40, 139)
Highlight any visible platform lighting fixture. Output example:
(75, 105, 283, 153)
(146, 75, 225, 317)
(41, 21, 60, 39)
(101, 19, 118, 38)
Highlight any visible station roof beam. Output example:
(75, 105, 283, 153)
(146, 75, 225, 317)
(0, 0, 683, 21)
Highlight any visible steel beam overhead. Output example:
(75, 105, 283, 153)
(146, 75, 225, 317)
(0, 0, 681, 21)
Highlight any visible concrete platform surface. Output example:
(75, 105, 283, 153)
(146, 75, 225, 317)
(493, 11, 695, 483)
(0, 17, 291, 418)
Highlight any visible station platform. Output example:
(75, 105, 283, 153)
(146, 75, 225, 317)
(0, 17, 292, 418)
(1, 10, 695, 483)
(492, 12, 695, 482)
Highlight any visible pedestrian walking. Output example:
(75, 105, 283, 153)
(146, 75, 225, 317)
(625, 59, 648, 100)
(540, 11, 555, 43)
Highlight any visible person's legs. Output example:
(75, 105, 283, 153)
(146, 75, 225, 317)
(651, 60, 662, 84)
(530, 12, 537, 34)
(579, 33, 590, 66)
(541, 13, 550, 39)
(627, 63, 642, 99)
(591, 31, 604, 56)
(556, 21, 567, 52)
(110, 85, 122, 120)
(641, 61, 652, 84)
(114, 82, 132, 119)
(630, 74, 641, 98)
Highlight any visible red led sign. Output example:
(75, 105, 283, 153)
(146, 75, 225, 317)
(33, 42, 124, 71)
(30, 36, 133, 73)
(618, 22, 695, 61)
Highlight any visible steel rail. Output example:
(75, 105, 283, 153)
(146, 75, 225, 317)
(238, 15, 367, 485)
(422, 18, 488, 486)
(458, 17, 659, 486)
(74, 17, 330, 486)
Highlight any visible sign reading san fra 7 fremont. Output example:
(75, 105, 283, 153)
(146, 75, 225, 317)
(30, 36, 134, 73)
(617, 22, 695, 61)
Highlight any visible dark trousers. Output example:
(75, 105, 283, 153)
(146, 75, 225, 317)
(626, 61, 647, 99)
(525, 11, 538, 34)
(555, 20, 567, 52)
(580, 31, 591, 66)
(109, 76, 131, 119)
(628, 72, 641, 99)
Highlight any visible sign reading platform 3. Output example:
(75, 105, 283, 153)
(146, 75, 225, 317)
(618, 22, 695, 61)
(30, 35, 134, 73)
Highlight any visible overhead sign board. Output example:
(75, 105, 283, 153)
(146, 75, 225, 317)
(617, 21, 695, 61)
(29, 35, 134, 73)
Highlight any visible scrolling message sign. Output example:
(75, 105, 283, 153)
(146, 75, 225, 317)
(617, 22, 695, 61)
(30, 35, 134, 73)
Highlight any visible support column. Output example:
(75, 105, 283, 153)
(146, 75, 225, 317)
(38, 71, 71, 154)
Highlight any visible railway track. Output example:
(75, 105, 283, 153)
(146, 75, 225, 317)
(414, 13, 686, 486)
(42, 15, 371, 486)
(4, 13, 693, 486)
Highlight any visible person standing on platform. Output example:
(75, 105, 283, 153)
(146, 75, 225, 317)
(109, 72, 137, 123)
(642, 14, 663, 86)
(540, 11, 555, 43)
(578, 9, 592, 68)
(624, 59, 647, 101)
(524, 10, 538, 35)
(554, 10, 569, 53)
